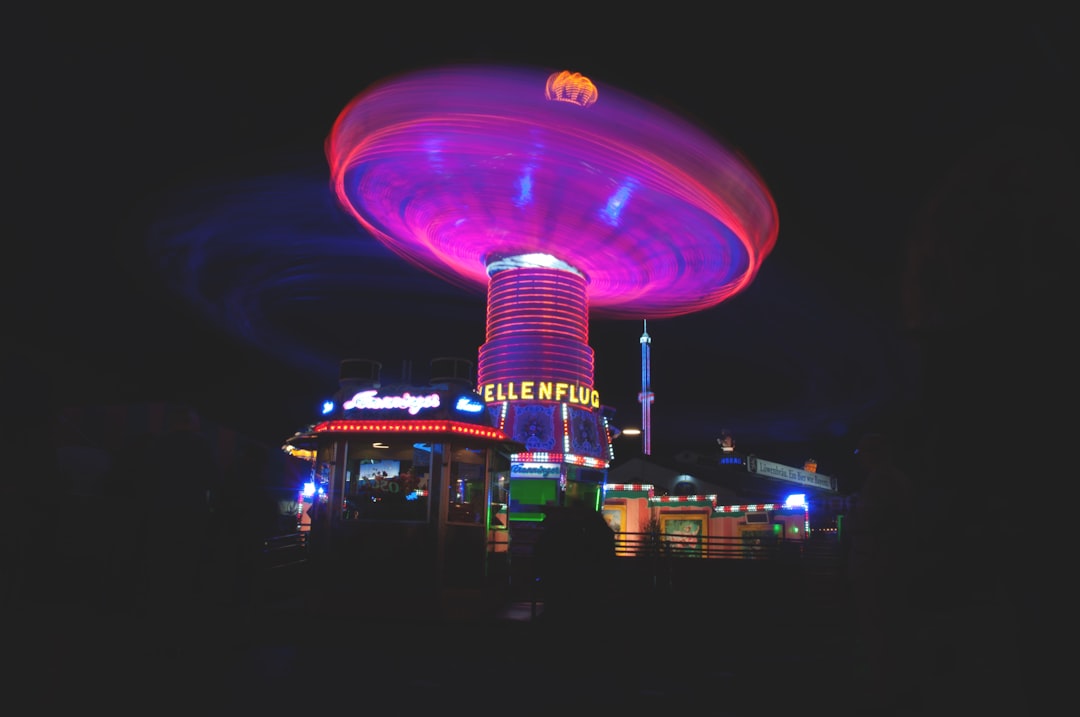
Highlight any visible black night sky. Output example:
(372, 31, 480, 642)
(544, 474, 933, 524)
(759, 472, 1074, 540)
(10, 7, 1076, 478)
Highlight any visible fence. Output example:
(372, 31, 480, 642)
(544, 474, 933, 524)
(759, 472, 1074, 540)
(260, 527, 814, 569)
(611, 530, 803, 561)
(261, 531, 309, 569)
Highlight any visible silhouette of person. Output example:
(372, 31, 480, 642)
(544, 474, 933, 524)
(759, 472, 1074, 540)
(534, 505, 615, 625)
(306, 493, 328, 564)
(843, 432, 915, 714)
(898, 115, 1071, 714)
(302, 490, 332, 613)
(136, 407, 218, 642)
(215, 445, 279, 612)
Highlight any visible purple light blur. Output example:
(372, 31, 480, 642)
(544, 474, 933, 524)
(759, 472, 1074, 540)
(327, 64, 778, 319)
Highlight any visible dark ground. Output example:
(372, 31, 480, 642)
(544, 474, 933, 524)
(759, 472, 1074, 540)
(4, 541, 1036, 717)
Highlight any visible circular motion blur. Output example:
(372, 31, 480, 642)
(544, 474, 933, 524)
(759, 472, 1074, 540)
(327, 64, 779, 318)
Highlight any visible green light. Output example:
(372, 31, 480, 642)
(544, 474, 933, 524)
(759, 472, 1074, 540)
(509, 513, 547, 522)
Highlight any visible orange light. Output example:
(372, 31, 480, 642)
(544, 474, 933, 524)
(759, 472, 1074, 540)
(545, 70, 598, 107)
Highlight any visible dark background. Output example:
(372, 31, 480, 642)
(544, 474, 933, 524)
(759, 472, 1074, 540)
(10, 6, 1075, 479)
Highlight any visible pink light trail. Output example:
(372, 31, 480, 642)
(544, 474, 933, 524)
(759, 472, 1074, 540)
(327, 64, 778, 319)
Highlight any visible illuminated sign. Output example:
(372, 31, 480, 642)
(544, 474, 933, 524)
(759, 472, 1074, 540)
(455, 396, 484, 413)
(747, 456, 836, 491)
(510, 462, 563, 479)
(343, 390, 440, 415)
(480, 381, 600, 408)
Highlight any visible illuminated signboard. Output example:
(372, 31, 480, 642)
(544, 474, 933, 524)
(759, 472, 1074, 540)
(343, 390, 440, 415)
(480, 381, 600, 408)
(510, 462, 563, 479)
(747, 456, 837, 492)
(455, 396, 484, 413)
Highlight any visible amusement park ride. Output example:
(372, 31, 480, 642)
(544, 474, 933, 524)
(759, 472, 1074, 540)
(287, 64, 784, 612)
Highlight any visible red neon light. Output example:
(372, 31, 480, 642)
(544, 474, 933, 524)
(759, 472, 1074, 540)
(478, 267, 593, 388)
(513, 451, 606, 468)
(312, 420, 508, 441)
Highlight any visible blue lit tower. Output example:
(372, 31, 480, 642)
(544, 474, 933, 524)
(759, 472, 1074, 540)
(638, 320, 653, 455)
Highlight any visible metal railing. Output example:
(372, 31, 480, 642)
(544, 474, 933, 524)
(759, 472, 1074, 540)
(261, 531, 309, 569)
(256, 528, 817, 570)
(611, 531, 801, 560)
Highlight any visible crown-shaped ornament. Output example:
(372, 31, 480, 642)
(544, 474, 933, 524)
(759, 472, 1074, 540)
(545, 70, 598, 107)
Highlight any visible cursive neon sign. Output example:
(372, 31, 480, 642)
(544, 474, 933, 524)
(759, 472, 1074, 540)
(343, 390, 440, 415)
(455, 396, 484, 413)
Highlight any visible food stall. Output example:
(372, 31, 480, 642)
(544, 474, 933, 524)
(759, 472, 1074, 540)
(284, 359, 522, 617)
(601, 484, 810, 558)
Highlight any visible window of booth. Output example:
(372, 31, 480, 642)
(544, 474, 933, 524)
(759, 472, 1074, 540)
(565, 465, 606, 510)
(446, 445, 486, 525)
(508, 478, 559, 522)
(490, 460, 510, 530)
(313, 439, 338, 498)
(564, 479, 603, 510)
(341, 440, 432, 522)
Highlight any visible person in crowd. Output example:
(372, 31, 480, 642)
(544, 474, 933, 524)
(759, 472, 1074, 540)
(136, 407, 219, 642)
(533, 505, 615, 625)
(306, 493, 328, 564)
(843, 431, 915, 714)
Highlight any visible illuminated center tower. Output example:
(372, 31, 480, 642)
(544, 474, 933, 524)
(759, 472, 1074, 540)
(476, 254, 611, 519)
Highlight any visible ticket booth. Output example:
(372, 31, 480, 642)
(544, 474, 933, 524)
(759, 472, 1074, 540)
(285, 359, 521, 619)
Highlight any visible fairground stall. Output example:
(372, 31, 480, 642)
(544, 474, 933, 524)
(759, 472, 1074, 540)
(284, 358, 522, 618)
(601, 484, 811, 559)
